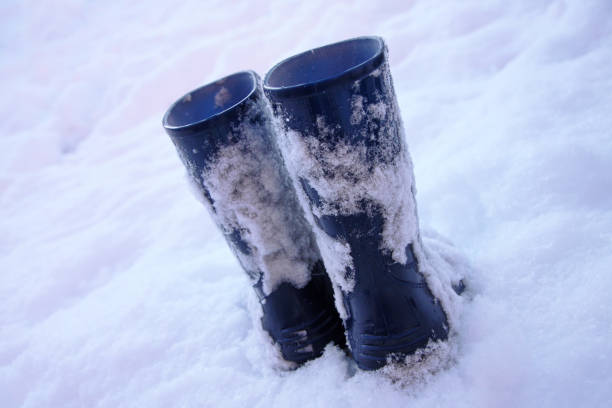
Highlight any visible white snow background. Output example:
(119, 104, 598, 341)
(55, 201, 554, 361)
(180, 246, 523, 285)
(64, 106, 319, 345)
(1, 0, 612, 406)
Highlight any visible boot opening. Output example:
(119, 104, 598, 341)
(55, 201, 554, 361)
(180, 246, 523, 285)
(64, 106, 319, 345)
(163, 71, 256, 129)
(264, 37, 383, 90)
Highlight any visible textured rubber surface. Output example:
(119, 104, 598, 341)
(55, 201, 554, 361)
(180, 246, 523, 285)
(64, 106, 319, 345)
(317, 211, 447, 370)
(255, 262, 346, 364)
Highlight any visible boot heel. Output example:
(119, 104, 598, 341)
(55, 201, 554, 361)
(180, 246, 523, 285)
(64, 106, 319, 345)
(257, 268, 346, 364)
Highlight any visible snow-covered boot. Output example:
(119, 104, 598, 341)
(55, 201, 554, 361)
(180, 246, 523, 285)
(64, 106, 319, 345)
(264, 37, 449, 370)
(162, 71, 345, 365)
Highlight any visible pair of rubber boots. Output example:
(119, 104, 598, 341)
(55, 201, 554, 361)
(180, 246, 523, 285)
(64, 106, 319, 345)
(163, 37, 452, 371)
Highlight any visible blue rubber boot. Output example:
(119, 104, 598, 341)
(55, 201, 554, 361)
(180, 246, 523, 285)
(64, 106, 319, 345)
(162, 71, 345, 365)
(264, 37, 450, 370)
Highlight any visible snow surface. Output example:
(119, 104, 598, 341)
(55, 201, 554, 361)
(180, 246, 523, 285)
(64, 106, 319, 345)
(2, 0, 612, 407)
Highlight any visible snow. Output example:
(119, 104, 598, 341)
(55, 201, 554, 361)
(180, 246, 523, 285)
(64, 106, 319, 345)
(172, 92, 320, 295)
(1, 0, 612, 407)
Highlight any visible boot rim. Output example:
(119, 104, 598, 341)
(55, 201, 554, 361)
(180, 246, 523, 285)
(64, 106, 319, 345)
(263, 36, 385, 99)
(162, 70, 259, 137)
